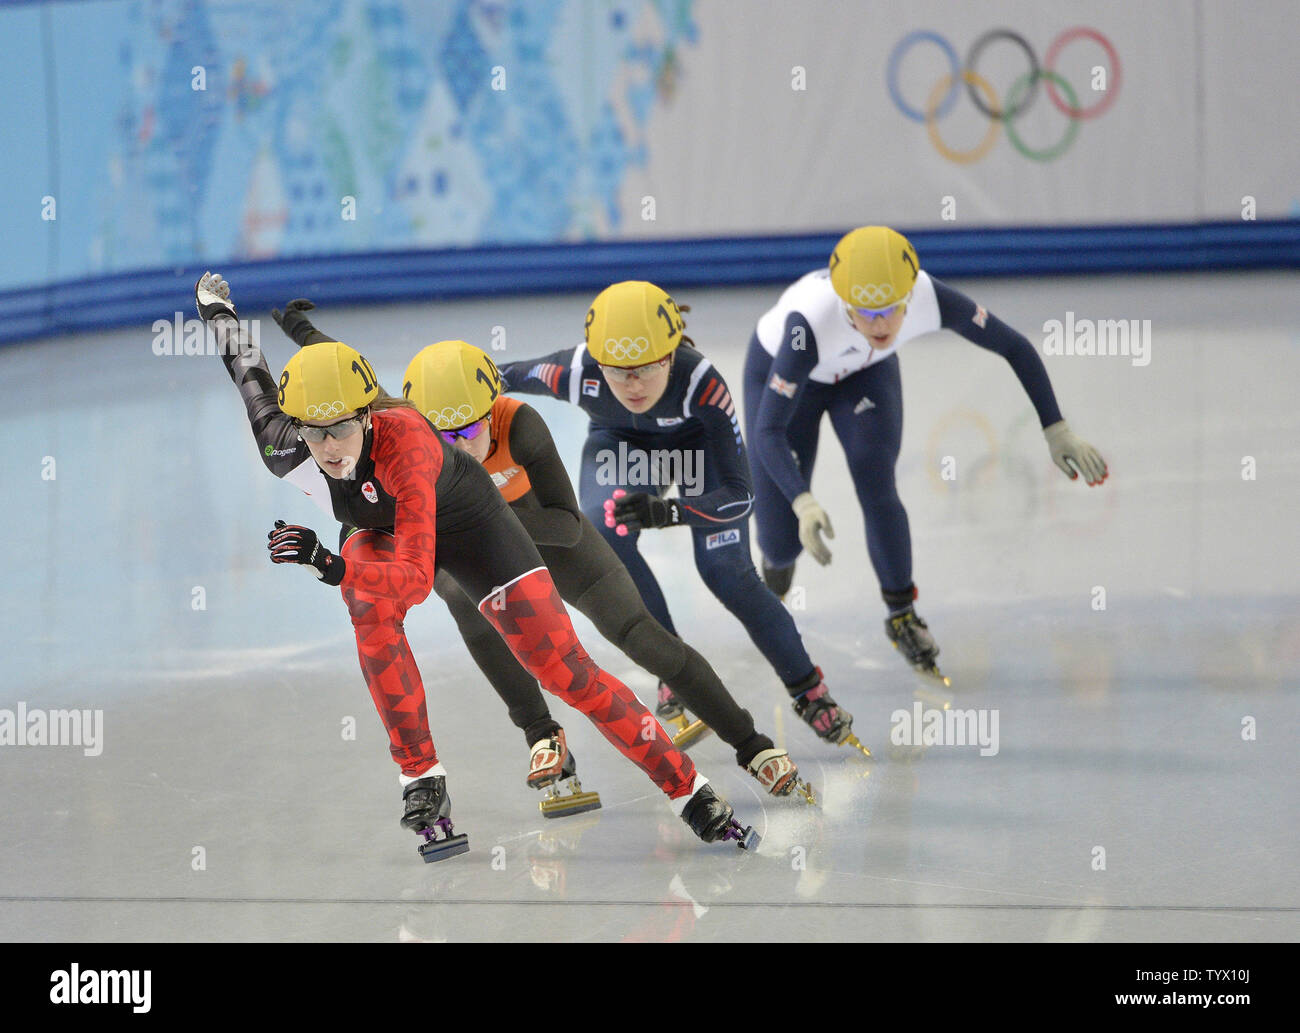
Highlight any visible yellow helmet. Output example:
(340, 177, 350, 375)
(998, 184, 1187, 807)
(278, 340, 379, 420)
(829, 226, 920, 310)
(584, 280, 685, 367)
(402, 340, 502, 430)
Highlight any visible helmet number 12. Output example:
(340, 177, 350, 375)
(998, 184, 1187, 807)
(656, 300, 683, 340)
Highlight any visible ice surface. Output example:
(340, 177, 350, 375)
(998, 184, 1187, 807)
(1, 272, 1295, 942)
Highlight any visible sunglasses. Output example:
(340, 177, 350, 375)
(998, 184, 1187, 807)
(439, 418, 488, 445)
(851, 301, 905, 321)
(296, 413, 366, 442)
(600, 356, 671, 383)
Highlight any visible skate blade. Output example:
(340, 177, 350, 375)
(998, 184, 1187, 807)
(892, 642, 952, 687)
(724, 824, 760, 851)
(918, 665, 952, 688)
(792, 779, 817, 806)
(417, 833, 469, 863)
(671, 719, 711, 749)
(539, 789, 602, 819)
(841, 733, 872, 759)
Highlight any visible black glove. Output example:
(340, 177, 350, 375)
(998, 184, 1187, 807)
(267, 520, 346, 585)
(610, 492, 683, 531)
(270, 298, 323, 348)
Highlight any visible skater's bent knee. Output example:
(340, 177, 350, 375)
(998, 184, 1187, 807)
(618, 614, 686, 677)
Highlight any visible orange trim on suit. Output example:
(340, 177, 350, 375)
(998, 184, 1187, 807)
(482, 395, 534, 502)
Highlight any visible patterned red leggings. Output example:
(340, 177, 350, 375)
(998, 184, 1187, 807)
(342, 531, 696, 798)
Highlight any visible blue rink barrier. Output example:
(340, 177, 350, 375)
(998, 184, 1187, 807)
(2, 219, 1297, 345)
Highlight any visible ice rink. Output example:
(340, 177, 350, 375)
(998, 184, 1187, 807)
(2, 271, 1297, 942)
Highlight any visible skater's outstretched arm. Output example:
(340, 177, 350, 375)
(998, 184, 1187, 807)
(497, 345, 581, 400)
(503, 403, 584, 548)
(270, 298, 338, 349)
(930, 277, 1063, 429)
(195, 273, 310, 478)
(931, 278, 1107, 485)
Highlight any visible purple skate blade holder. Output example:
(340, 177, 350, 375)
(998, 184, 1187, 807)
(417, 817, 470, 863)
(722, 823, 760, 851)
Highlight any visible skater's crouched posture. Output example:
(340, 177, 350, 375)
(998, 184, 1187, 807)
(273, 303, 809, 803)
(744, 226, 1109, 682)
(195, 273, 758, 856)
(497, 281, 870, 759)
(403, 339, 812, 803)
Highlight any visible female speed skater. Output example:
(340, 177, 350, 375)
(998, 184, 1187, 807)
(497, 280, 871, 760)
(273, 302, 814, 803)
(194, 273, 759, 858)
(744, 225, 1109, 682)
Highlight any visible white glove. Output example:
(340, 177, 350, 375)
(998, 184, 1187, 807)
(1044, 420, 1108, 486)
(195, 271, 237, 322)
(792, 492, 834, 565)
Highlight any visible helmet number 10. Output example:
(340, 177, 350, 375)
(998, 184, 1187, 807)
(351, 357, 377, 393)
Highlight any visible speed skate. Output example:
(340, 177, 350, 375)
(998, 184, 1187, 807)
(528, 732, 603, 819)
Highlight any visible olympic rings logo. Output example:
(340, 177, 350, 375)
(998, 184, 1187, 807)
(426, 403, 475, 428)
(886, 27, 1121, 163)
(306, 400, 346, 418)
(851, 283, 896, 306)
(604, 336, 651, 361)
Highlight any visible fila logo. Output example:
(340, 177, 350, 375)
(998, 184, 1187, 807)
(361, 480, 379, 503)
(656, 416, 684, 427)
(853, 396, 875, 414)
(582, 378, 600, 397)
(972, 304, 988, 329)
(490, 466, 521, 487)
(705, 528, 741, 550)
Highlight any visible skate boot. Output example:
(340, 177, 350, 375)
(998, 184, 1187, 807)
(885, 606, 950, 686)
(528, 730, 602, 819)
(656, 682, 710, 749)
(680, 782, 760, 850)
(745, 747, 816, 804)
(790, 667, 871, 758)
(400, 775, 470, 863)
(761, 558, 795, 600)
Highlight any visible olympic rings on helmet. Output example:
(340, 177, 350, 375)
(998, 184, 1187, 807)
(305, 400, 346, 419)
(887, 27, 1121, 163)
(426, 403, 476, 428)
(603, 336, 651, 362)
(850, 283, 896, 307)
